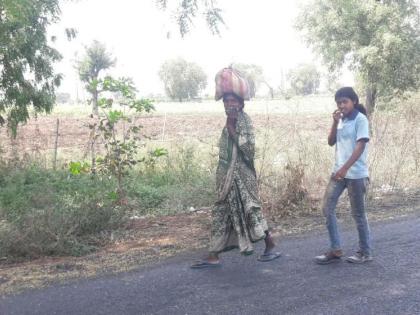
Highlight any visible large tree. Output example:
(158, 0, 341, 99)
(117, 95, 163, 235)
(287, 63, 320, 96)
(159, 58, 207, 101)
(296, 0, 420, 115)
(76, 40, 116, 115)
(0, 0, 63, 134)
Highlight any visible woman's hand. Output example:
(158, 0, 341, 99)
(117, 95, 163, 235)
(332, 167, 348, 181)
(226, 116, 237, 137)
(332, 109, 342, 123)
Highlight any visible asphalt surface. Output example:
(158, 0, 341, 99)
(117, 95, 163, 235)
(1, 213, 420, 315)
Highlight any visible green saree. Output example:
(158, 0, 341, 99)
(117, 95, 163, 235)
(209, 111, 268, 255)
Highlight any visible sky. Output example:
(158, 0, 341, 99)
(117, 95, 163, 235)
(49, 0, 354, 100)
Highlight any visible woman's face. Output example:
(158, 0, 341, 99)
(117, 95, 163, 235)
(336, 97, 355, 117)
(223, 95, 242, 118)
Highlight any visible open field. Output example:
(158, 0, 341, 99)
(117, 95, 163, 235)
(1, 97, 334, 160)
(48, 96, 336, 116)
(1, 96, 418, 193)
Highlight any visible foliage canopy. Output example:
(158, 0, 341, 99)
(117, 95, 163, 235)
(76, 40, 116, 115)
(296, 0, 420, 113)
(0, 0, 63, 134)
(159, 58, 207, 101)
(288, 63, 320, 96)
(156, 0, 225, 37)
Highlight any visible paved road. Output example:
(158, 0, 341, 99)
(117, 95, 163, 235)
(1, 213, 420, 315)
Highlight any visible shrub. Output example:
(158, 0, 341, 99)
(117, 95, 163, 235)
(0, 165, 125, 260)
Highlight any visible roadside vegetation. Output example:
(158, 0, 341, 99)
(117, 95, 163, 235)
(0, 94, 418, 262)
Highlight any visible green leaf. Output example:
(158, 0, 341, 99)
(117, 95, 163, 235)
(151, 148, 168, 158)
(69, 161, 90, 175)
(107, 110, 124, 124)
(108, 191, 118, 201)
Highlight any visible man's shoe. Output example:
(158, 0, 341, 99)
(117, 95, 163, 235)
(346, 251, 373, 264)
(314, 249, 343, 265)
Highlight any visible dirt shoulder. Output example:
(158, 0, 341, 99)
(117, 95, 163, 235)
(0, 191, 419, 295)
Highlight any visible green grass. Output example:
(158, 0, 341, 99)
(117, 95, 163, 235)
(0, 164, 125, 259)
(0, 144, 216, 260)
(127, 144, 216, 215)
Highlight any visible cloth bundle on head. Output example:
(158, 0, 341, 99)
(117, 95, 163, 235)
(215, 67, 251, 101)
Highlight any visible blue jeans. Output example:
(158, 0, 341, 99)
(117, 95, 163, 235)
(322, 177, 372, 255)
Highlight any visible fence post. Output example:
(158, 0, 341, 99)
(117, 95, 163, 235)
(161, 110, 167, 141)
(53, 118, 59, 170)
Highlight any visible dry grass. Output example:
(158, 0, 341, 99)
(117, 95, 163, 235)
(1, 95, 419, 210)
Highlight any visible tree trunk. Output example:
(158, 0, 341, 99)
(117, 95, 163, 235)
(90, 123, 96, 174)
(365, 86, 377, 117)
(263, 81, 274, 99)
(92, 90, 99, 116)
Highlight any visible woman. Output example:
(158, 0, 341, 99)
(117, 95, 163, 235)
(315, 87, 372, 265)
(191, 68, 280, 269)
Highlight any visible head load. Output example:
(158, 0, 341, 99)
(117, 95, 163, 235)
(215, 67, 251, 101)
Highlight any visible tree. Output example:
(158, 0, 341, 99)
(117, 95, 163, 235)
(325, 72, 342, 94)
(76, 41, 116, 115)
(287, 63, 320, 96)
(155, 0, 225, 37)
(56, 92, 71, 104)
(296, 0, 420, 115)
(90, 76, 155, 199)
(159, 58, 207, 101)
(0, 0, 63, 134)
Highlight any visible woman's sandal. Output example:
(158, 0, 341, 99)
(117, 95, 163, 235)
(257, 252, 281, 262)
(190, 260, 222, 269)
